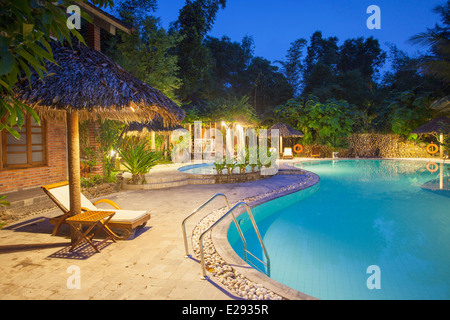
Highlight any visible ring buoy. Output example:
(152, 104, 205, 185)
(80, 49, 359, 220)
(427, 144, 439, 155)
(427, 162, 439, 173)
(294, 144, 303, 154)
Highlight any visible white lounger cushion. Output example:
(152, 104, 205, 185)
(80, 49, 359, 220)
(284, 148, 293, 156)
(94, 209, 149, 223)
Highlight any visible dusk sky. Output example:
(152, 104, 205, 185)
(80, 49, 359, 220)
(154, 0, 443, 66)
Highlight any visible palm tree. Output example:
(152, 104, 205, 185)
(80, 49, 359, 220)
(409, 1, 450, 85)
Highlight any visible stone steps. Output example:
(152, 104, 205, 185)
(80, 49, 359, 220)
(122, 174, 216, 190)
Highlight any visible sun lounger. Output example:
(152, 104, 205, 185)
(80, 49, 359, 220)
(43, 181, 150, 239)
(282, 147, 294, 159)
(311, 146, 321, 158)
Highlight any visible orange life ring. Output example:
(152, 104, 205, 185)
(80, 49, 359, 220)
(294, 144, 303, 154)
(427, 162, 439, 173)
(426, 144, 439, 155)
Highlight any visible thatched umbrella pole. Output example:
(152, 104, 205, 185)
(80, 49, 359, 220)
(67, 110, 82, 243)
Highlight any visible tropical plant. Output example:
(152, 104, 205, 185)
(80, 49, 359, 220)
(409, 1, 450, 86)
(204, 95, 259, 124)
(119, 141, 161, 184)
(386, 91, 434, 138)
(0, 0, 113, 138)
(308, 98, 354, 150)
(99, 120, 126, 178)
(0, 195, 10, 207)
(225, 159, 236, 174)
(213, 161, 226, 174)
(171, 0, 227, 100)
(111, 11, 182, 105)
(274, 95, 355, 149)
(236, 150, 248, 174)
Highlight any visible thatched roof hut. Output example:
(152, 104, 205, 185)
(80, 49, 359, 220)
(429, 96, 450, 113)
(14, 41, 185, 125)
(412, 117, 450, 134)
(127, 115, 184, 134)
(261, 122, 304, 137)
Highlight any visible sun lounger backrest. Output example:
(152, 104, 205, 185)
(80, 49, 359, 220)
(47, 184, 97, 212)
(284, 148, 293, 156)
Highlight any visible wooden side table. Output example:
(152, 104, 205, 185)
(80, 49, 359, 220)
(66, 210, 117, 253)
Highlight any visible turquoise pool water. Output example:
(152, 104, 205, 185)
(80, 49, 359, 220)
(228, 160, 450, 300)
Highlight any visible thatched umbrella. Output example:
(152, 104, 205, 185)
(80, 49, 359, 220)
(261, 122, 304, 152)
(267, 122, 304, 138)
(14, 42, 184, 242)
(429, 96, 450, 113)
(15, 42, 184, 124)
(127, 115, 184, 133)
(412, 117, 450, 135)
(413, 117, 450, 158)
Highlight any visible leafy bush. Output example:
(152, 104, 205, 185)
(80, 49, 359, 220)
(0, 195, 10, 207)
(119, 141, 161, 184)
(386, 91, 433, 138)
(275, 95, 355, 150)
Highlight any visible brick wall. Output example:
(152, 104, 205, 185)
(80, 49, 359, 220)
(0, 119, 68, 194)
(87, 23, 101, 52)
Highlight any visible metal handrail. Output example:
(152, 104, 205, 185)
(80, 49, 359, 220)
(182, 193, 248, 258)
(199, 202, 270, 280)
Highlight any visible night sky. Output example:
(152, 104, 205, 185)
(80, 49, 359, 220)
(155, 0, 443, 68)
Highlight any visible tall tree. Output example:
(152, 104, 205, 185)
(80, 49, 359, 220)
(278, 38, 307, 97)
(381, 44, 425, 92)
(203, 35, 254, 99)
(302, 31, 339, 98)
(112, 17, 182, 104)
(337, 37, 386, 86)
(171, 0, 227, 101)
(105, 1, 182, 104)
(244, 57, 293, 115)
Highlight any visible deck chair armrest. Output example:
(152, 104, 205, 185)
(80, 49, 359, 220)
(93, 199, 122, 210)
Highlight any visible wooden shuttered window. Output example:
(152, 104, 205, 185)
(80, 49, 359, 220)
(1, 114, 47, 170)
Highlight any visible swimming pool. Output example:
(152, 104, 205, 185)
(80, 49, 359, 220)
(227, 160, 450, 300)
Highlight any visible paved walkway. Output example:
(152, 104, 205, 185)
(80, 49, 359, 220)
(0, 161, 308, 300)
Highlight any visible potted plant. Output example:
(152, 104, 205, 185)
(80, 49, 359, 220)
(119, 141, 161, 184)
(226, 161, 236, 174)
(213, 160, 226, 174)
(236, 150, 248, 174)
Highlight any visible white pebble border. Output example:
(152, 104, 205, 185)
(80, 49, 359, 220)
(190, 170, 318, 300)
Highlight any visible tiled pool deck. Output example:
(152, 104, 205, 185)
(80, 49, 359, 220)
(0, 160, 315, 300)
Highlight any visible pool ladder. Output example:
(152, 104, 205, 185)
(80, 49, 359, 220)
(182, 193, 270, 279)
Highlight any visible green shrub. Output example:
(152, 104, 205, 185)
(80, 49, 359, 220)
(119, 141, 161, 184)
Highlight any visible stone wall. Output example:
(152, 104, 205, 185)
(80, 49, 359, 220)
(296, 134, 435, 159)
(347, 134, 432, 158)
